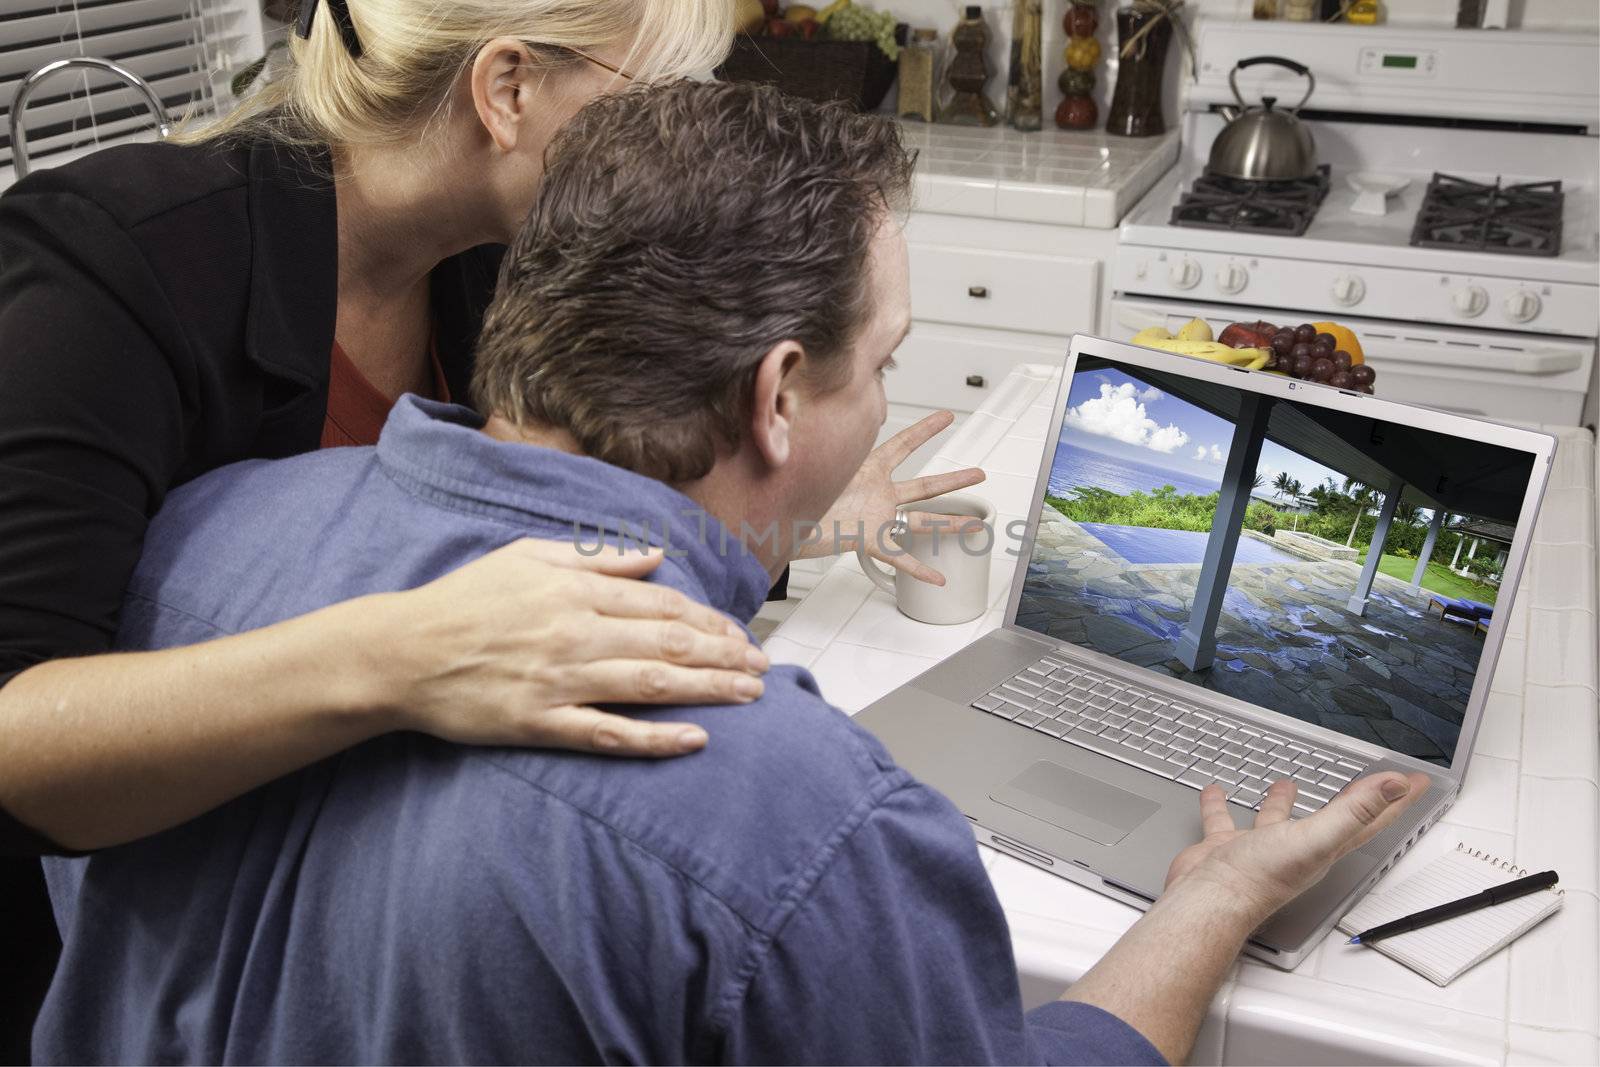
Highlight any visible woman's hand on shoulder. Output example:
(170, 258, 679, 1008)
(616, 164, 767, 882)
(356, 539, 769, 757)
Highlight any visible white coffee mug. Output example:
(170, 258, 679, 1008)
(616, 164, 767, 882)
(856, 492, 994, 625)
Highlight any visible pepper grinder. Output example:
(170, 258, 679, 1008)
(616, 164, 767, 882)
(941, 6, 997, 127)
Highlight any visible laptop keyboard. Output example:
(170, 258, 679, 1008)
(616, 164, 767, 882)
(973, 654, 1368, 816)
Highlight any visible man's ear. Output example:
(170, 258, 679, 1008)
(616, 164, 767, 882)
(469, 37, 535, 153)
(749, 341, 806, 470)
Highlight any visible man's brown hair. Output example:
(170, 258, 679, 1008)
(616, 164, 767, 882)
(470, 79, 916, 483)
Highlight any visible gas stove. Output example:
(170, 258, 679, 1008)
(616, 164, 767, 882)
(1112, 22, 1599, 426)
(1171, 166, 1330, 237)
(1410, 174, 1564, 257)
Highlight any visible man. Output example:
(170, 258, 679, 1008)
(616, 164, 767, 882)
(38, 81, 1426, 1064)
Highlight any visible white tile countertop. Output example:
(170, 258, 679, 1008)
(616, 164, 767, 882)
(902, 123, 1181, 228)
(763, 364, 1600, 1066)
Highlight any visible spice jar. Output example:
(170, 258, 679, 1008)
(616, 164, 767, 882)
(941, 6, 998, 126)
(897, 28, 940, 122)
(1005, 0, 1043, 131)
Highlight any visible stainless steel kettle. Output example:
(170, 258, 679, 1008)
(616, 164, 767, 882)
(1208, 55, 1318, 181)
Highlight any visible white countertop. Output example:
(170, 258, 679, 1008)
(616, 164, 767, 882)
(903, 123, 1181, 229)
(765, 364, 1600, 1065)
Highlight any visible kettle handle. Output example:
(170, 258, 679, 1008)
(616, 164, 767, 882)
(1228, 55, 1316, 113)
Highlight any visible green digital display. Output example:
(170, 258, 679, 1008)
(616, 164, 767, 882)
(1382, 54, 1418, 69)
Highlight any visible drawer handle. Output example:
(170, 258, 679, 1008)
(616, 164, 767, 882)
(965, 374, 986, 388)
(967, 285, 989, 299)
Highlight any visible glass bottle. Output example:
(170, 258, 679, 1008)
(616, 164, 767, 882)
(1105, 1, 1171, 137)
(1005, 0, 1043, 132)
(897, 28, 940, 122)
(940, 6, 997, 127)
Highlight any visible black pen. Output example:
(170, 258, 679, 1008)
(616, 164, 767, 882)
(1348, 870, 1560, 945)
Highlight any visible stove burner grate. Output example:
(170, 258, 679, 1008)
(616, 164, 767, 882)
(1169, 166, 1330, 237)
(1409, 173, 1563, 257)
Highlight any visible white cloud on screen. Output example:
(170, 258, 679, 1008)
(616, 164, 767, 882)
(1066, 383, 1190, 455)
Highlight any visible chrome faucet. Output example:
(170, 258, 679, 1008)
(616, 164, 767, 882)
(10, 57, 172, 180)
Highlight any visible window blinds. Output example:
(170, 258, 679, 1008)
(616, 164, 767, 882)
(1, 0, 251, 173)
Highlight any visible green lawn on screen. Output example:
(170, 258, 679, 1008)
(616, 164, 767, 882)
(1359, 550, 1501, 606)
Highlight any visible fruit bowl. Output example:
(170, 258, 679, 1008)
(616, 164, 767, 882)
(1131, 318, 1377, 394)
(715, 35, 898, 111)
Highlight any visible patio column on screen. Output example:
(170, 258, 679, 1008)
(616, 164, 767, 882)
(1175, 392, 1273, 673)
(1347, 474, 1407, 617)
(1410, 507, 1447, 593)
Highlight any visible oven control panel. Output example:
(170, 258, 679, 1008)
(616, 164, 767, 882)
(1115, 247, 1598, 338)
(1359, 47, 1437, 78)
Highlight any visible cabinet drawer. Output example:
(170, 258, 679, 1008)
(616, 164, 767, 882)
(909, 243, 1099, 336)
(887, 323, 1067, 414)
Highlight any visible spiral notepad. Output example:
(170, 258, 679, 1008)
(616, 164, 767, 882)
(1336, 842, 1564, 987)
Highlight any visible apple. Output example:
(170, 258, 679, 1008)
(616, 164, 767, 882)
(766, 16, 792, 36)
(1218, 320, 1278, 350)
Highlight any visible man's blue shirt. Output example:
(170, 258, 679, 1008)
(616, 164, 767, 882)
(38, 397, 1165, 1065)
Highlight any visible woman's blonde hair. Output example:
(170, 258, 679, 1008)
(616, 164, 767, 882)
(176, 0, 734, 148)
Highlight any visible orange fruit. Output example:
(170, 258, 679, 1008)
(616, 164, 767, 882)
(1312, 321, 1364, 365)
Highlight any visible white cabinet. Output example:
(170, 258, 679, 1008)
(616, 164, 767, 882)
(908, 244, 1100, 337)
(885, 212, 1119, 474)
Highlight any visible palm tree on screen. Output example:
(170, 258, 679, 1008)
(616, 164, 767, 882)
(1272, 471, 1294, 504)
(1343, 478, 1376, 547)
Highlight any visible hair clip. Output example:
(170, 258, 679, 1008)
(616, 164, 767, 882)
(296, 0, 364, 59)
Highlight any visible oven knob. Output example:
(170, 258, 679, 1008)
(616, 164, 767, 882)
(1331, 274, 1366, 307)
(1217, 262, 1249, 294)
(1504, 289, 1542, 324)
(1169, 258, 1202, 290)
(1451, 285, 1488, 319)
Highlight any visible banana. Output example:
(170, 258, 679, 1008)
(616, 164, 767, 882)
(815, 0, 849, 23)
(1130, 326, 1270, 371)
(1145, 338, 1272, 367)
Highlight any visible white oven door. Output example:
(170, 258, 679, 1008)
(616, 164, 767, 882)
(1108, 296, 1596, 426)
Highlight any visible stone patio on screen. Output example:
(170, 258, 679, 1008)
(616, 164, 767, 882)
(1016, 506, 1484, 764)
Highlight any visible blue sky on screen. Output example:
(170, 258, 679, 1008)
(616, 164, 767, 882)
(1059, 366, 1348, 495)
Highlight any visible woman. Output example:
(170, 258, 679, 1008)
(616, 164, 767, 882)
(0, 0, 980, 999)
(1, 0, 987, 1048)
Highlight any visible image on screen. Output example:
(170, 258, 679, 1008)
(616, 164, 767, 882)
(1015, 354, 1538, 767)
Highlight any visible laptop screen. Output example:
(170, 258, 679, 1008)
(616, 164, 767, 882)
(1015, 352, 1539, 768)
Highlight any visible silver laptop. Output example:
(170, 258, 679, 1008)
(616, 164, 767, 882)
(856, 335, 1556, 970)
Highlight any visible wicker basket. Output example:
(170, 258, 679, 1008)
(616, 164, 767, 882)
(715, 36, 898, 112)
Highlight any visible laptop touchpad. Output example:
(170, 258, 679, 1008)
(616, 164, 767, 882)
(990, 761, 1161, 846)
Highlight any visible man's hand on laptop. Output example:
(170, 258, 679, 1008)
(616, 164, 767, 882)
(798, 410, 986, 585)
(1061, 772, 1429, 1064)
(1164, 772, 1433, 925)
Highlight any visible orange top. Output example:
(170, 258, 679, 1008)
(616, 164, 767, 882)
(320, 333, 451, 449)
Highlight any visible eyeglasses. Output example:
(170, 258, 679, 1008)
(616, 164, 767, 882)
(561, 45, 635, 82)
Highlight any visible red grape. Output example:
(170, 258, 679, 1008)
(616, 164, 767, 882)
(1291, 342, 1314, 361)
(1294, 323, 1316, 343)
(1329, 370, 1354, 389)
(1332, 350, 1352, 371)
(1271, 332, 1295, 357)
(1361, 384, 1375, 394)
(1313, 332, 1338, 352)
(1310, 358, 1334, 381)
(1350, 364, 1375, 386)
(1291, 353, 1314, 378)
